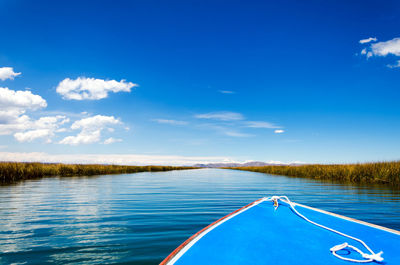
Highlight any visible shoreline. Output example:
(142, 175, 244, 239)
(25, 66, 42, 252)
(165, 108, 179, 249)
(226, 161, 400, 186)
(0, 162, 197, 185)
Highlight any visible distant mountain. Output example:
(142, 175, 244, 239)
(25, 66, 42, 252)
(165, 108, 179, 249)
(193, 161, 298, 168)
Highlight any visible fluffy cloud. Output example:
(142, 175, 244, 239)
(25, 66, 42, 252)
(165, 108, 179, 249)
(0, 67, 21, 81)
(56, 77, 137, 100)
(13, 116, 69, 143)
(0, 87, 48, 136)
(0, 87, 121, 144)
(369, 38, 400, 57)
(0, 87, 47, 111)
(0, 78, 124, 145)
(70, 115, 119, 130)
(195, 111, 244, 121)
(0, 114, 31, 135)
(60, 115, 121, 145)
(152, 119, 188, 125)
(274, 129, 285, 134)
(245, 121, 281, 129)
(361, 37, 400, 60)
(359, 37, 377, 44)
(14, 129, 53, 143)
(359, 37, 400, 67)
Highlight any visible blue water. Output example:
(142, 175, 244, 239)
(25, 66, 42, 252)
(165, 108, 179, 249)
(0, 169, 399, 264)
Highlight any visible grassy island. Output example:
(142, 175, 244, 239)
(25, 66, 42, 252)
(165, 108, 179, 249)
(228, 161, 400, 186)
(0, 162, 197, 184)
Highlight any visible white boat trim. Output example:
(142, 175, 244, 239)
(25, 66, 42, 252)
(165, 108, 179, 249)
(294, 202, 400, 235)
(164, 197, 268, 265)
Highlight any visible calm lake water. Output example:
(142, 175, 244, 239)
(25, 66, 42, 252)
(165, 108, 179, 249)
(0, 168, 399, 264)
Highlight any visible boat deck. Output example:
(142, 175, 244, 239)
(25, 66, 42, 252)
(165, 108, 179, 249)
(162, 198, 400, 265)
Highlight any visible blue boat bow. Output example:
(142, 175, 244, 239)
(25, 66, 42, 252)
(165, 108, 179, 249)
(161, 196, 400, 265)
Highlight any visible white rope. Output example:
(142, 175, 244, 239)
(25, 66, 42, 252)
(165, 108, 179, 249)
(266, 196, 384, 263)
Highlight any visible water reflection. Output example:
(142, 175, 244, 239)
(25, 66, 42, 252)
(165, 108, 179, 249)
(0, 169, 399, 264)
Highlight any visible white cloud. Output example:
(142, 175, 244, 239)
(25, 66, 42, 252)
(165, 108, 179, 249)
(60, 131, 101, 145)
(195, 111, 244, 121)
(0, 110, 27, 127)
(60, 115, 121, 145)
(0, 87, 121, 144)
(361, 37, 400, 59)
(56, 77, 137, 100)
(387, 60, 400, 68)
(0, 87, 47, 111)
(0, 67, 21, 81)
(360, 37, 400, 66)
(370, 37, 400, 57)
(14, 129, 52, 143)
(245, 121, 281, 129)
(218, 90, 235, 94)
(70, 115, 120, 130)
(359, 37, 377, 44)
(0, 87, 49, 136)
(0, 114, 31, 135)
(0, 151, 238, 166)
(13, 116, 69, 143)
(152, 119, 188, 125)
(103, 137, 122, 144)
(274, 129, 285, 134)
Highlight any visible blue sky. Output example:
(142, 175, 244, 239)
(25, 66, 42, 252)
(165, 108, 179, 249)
(0, 0, 400, 165)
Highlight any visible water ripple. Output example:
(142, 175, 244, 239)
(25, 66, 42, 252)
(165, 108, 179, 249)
(0, 169, 399, 264)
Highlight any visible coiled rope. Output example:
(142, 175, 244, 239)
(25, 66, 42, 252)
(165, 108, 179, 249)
(266, 196, 384, 263)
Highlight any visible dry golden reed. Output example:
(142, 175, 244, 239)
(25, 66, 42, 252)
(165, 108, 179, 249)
(229, 161, 400, 186)
(0, 162, 196, 184)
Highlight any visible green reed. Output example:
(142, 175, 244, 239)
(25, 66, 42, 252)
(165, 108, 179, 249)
(0, 162, 197, 184)
(228, 161, 400, 186)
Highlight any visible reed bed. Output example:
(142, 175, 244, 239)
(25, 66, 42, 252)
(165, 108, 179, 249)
(0, 162, 196, 184)
(229, 161, 400, 186)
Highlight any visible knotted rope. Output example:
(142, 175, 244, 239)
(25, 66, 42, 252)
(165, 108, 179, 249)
(266, 196, 384, 263)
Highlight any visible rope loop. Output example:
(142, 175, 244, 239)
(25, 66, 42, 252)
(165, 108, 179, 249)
(265, 196, 384, 263)
(330, 242, 383, 263)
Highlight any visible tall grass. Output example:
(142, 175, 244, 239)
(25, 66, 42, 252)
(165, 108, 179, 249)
(0, 162, 196, 184)
(229, 161, 400, 186)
